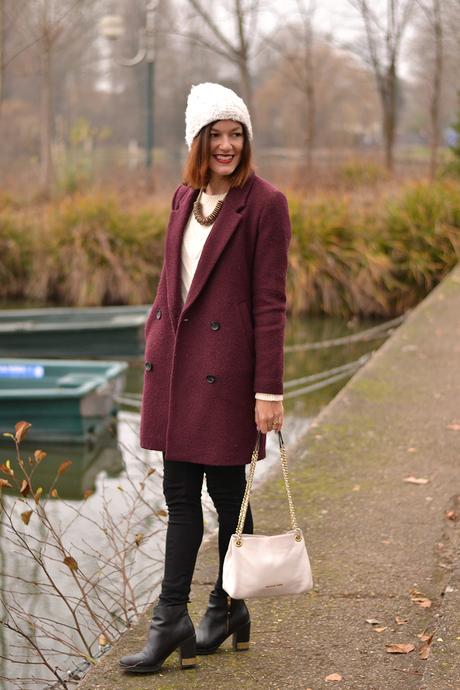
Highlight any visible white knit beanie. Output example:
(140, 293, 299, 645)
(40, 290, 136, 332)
(185, 82, 253, 150)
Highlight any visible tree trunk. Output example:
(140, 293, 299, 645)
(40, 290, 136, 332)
(0, 0, 4, 111)
(305, 81, 315, 175)
(429, 0, 443, 181)
(381, 62, 397, 173)
(304, 23, 315, 178)
(40, 33, 53, 197)
(238, 56, 254, 127)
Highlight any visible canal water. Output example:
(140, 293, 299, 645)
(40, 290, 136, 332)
(0, 314, 386, 689)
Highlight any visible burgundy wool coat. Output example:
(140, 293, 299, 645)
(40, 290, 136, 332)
(139, 171, 291, 466)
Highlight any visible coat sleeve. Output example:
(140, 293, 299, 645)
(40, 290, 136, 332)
(251, 190, 291, 395)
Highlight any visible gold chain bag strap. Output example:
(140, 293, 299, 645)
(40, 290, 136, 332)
(222, 430, 313, 599)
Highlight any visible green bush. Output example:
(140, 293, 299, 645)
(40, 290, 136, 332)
(338, 159, 389, 187)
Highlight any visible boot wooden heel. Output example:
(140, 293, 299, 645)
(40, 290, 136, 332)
(232, 621, 251, 651)
(179, 634, 197, 669)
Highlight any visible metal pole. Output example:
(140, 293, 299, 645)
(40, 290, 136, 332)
(146, 59, 154, 169)
(145, 0, 156, 173)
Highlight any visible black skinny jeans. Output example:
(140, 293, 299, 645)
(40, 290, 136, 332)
(159, 456, 253, 606)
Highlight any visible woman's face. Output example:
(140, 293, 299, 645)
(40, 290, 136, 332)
(208, 120, 244, 179)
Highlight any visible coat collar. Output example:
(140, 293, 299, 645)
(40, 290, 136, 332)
(165, 171, 256, 332)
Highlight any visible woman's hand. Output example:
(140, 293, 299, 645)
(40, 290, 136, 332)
(255, 399, 284, 434)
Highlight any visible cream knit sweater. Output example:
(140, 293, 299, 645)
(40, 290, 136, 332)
(180, 190, 282, 402)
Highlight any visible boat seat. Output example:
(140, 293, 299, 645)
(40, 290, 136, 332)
(57, 373, 105, 388)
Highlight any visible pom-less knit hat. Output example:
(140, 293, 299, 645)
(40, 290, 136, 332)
(185, 82, 253, 150)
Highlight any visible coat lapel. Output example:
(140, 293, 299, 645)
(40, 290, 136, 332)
(166, 173, 256, 332)
(165, 186, 198, 332)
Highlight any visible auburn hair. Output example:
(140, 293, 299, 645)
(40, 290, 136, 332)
(182, 121, 254, 189)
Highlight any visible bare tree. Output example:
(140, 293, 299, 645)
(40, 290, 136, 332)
(266, 0, 318, 174)
(347, 0, 417, 172)
(7, 0, 97, 196)
(417, 0, 443, 179)
(178, 0, 259, 119)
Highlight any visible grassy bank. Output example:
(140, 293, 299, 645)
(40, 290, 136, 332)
(1, 179, 459, 316)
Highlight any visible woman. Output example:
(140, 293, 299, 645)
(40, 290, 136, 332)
(119, 82, 291, 674)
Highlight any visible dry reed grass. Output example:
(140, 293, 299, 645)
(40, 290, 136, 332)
(0, 178, 459, 316)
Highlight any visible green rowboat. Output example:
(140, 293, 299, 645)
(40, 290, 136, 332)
(0, 358, 128, 443)
(0, 305, 150, 357)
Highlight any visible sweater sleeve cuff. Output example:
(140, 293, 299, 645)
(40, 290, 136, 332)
(255, 392, 283, 401)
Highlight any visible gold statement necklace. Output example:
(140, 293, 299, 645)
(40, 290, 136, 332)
(193, 188, 226, 226)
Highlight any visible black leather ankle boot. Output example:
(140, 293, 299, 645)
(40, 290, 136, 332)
(196, 591, 250, 655)
(119, 603, 196, 673)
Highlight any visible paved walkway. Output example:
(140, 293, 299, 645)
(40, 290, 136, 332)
(78, 266, 460, 690)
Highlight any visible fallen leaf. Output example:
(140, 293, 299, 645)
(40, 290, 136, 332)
(21, 510, 33, 525)
(407, 447, 417, 452)
(366, 618, 381, 625)
(446, 424, 460, 431)
(352, 484, 361, 491)
(156, 509, 167, 518)
(411, 596, 432, 608)
(445, 510, 458, 521)
(63, 555, 78, 571)
(98, 633, 108, 647)
(385, 643, 415, 654)
(417, 631, 432, 642)
(374, 626, 387, 633)
(419, 633, 433, 660)
(15, 421, 32, 443)
(404, 476, 429, 485)
(325, 673, 343, 681)
(395, 617, 408, 625)
(57, 460, 72, 477)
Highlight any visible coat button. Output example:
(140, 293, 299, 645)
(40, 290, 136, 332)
(155, 308, 162, 319)
(144, 361, 153, 372)
(206, 375, 216, 384)
(210, 321, 220, 331)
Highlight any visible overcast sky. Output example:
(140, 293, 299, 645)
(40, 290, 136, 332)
(259, 0, 416, 78)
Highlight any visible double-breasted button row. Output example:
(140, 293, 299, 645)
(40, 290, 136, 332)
(206, 375, 216, 384)
(210, 321, 220, 331)
(155, 308, 162, 319)
(144, 361, 153, 372)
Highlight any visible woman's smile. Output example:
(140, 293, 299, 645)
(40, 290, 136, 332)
(214, 154, 235, 165)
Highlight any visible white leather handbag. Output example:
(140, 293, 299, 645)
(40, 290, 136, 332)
(223, 430, 313, 599)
